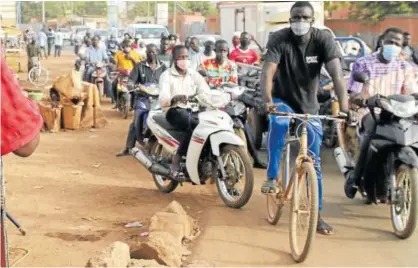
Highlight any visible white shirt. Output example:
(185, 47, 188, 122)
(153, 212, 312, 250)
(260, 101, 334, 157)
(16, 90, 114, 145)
(38, 31, 47, 47)
(54, 32, 64, 46)
(159, 66, 230, 111)
(189, 50, 204, 71)
(99, 41, 106, 50)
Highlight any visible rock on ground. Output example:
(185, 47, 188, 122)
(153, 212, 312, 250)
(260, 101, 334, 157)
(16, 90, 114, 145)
(149, 212, 194, 244)
(128, 259, 166, 267)
(86, 241, 130, 267)
(130, 232, 184, 267)
(161, 200, 187, 215)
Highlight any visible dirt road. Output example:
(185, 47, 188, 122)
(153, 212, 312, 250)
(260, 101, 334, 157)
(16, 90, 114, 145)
(4, 50, 418, 266)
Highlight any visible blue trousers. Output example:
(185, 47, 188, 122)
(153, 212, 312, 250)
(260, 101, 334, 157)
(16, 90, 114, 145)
(267, 98, 324, 211)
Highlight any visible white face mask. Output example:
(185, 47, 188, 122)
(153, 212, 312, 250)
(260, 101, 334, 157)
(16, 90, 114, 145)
(290, 22, 311, 36)
(176, 59, 190, 70)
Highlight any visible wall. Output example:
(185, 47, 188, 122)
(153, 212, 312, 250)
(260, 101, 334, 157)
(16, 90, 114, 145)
(168, 13, 207, 41)
(326, 17, 418, 47)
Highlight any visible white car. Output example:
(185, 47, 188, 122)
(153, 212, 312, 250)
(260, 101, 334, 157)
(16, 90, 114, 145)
(125, 24, 169, 46)
(58, 28, 71, 41)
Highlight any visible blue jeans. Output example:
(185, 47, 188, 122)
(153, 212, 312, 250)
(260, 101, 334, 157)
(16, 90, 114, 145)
(267, 98, 324, 211)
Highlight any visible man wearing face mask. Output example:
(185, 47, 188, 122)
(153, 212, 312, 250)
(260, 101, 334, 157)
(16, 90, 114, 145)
(116, 44, 168, 157)
(229, 32, 259, 65)
(159, 45, 237, 179)
(231, 32, 241, 52)
(201, 40, 216, 62)
(199, 39, 267, 169)
(111, 40, 141, 106)
(344, 27, 418, 201)
(261, 1, 349, 235)
(107, 34, 120, 57)
(189, 37, 204, 70)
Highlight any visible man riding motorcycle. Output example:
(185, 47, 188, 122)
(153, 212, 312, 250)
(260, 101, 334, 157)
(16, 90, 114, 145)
(116, 44, 168, 157)
(199, 39, 267, 169)
(261, 1, 349, 235)
(112, 40, 141, 106)
(107, 34, 120, 57)
(229, 32, 259, 65)
(85, 36, 112, 98)
(159, 36, 172, 67)
(344, 27, 418, 201)
(159, 45, 238, 180)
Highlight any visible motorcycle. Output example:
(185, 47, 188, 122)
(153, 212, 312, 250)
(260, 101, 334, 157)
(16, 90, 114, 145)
(134, 83, 161, 145)
(132, 91, 254, 209)
(334, 71, 418, 239)
(115, 71, 133, 119)
(91, 62, 108, 101)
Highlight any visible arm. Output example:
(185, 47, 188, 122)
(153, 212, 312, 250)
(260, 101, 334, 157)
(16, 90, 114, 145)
(158, 71, 172, 108)
(260, 33, 281, 104)
(325, 59, 349, 112)
(320, 31, 349, 112)
(402, 62, 418, 94)
(228, 63, 238, 84)
(129, 63, 141, 85)
(1, 57, 42, 157)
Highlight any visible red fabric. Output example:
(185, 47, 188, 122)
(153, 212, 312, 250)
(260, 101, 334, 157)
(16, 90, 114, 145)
(229, 48, 259, 65)
(1, 54, 43, 156)
(131, 43, 138, 49)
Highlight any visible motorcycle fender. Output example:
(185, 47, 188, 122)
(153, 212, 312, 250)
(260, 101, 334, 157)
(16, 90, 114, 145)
(210, 130, 245, 156)
(394, 146, 418, 168)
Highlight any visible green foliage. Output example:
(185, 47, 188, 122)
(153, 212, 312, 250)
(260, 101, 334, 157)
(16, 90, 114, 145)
(349, 1, 418, 24)
(21, 1, 107, 23)
(324, 1, 351, 13)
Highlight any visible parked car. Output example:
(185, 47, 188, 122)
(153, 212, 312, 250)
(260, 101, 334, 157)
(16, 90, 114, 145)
(125, 24, 169, 46)
(58, 28, 71, 41)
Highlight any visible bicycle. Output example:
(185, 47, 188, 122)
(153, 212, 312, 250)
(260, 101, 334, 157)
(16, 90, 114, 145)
(265, 108, 345, 263)
(28, 57, 49, 87)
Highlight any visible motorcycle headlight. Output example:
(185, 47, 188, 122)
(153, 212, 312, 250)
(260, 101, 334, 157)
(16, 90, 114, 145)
(381, 99, 418, 118)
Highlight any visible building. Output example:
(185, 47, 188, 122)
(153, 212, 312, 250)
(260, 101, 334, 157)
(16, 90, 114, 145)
(0, 0, 17, 27)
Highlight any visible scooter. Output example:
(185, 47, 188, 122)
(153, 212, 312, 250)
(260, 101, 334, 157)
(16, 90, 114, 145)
(132, 91, 254, 209)
(334, 71, 418, 239)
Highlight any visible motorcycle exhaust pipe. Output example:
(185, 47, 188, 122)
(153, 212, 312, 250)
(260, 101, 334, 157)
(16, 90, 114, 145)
(334, 147, 349, 175)
(131, 147, 171, 177)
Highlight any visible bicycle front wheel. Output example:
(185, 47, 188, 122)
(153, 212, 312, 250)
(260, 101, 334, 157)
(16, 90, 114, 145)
(289, 161, 319, 263)
(28, 67, 49, 87)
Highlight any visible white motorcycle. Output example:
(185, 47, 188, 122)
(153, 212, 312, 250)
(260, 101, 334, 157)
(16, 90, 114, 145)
(132, 91, 254, 209)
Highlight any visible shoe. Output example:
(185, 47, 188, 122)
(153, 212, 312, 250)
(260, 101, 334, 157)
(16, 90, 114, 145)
(253, 161, 267, 169)
(261, 180, 276, 194)
(344, 170, 358, 199)
(116, 148, 130, 157)
(112, 104, 118, 110)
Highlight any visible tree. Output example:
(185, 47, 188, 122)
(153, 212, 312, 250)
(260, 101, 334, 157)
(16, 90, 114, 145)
(349, 1, 418, 24)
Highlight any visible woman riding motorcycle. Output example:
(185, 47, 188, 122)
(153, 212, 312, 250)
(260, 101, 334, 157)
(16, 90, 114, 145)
(116, 44, 168, 157)
(159, 45, 238, 179)
(199, 39, 267, 169)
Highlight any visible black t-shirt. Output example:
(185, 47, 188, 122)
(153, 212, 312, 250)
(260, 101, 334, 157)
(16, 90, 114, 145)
(264, 28, 341, 114)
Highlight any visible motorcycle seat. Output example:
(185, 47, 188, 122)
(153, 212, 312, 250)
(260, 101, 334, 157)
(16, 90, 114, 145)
(153, 114, 182, 131)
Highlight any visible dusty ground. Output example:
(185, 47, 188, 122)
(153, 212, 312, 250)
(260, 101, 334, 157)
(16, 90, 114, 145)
(4, 49, 418, 266)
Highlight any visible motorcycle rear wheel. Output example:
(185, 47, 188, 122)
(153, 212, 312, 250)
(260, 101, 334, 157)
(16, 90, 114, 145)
(151, 142, 178, 193)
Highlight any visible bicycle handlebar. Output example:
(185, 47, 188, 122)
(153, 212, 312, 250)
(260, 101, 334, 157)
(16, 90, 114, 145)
(269, 109, 347, 122)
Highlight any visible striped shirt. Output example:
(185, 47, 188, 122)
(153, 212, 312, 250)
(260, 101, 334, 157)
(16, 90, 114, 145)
(348, 52, 417, 96)
(199, 58, 238, 88)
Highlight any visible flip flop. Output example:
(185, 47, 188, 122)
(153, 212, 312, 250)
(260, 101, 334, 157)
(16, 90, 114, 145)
(317, 218, 335, 235)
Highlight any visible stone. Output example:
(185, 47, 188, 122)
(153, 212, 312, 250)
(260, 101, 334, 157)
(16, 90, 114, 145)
(149, 212, 194, 244)
(128, 259, 165, 267)
(184, 260, 215, 267)
(131, 232, 183, 267)
(161, 201, 187, 215)
(86, 241, 130, 267)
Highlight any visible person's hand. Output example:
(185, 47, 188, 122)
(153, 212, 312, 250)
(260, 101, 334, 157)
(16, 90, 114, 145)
(340, 109, 359, 125)
(171, 95, 187, 105)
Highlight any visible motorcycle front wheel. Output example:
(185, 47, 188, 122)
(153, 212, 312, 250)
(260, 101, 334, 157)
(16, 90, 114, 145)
(390, 164, 418, 239)
(214, 145, 254, 209)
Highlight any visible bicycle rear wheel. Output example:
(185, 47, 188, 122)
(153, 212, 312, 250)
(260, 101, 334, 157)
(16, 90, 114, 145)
(289, 161, 318, 263)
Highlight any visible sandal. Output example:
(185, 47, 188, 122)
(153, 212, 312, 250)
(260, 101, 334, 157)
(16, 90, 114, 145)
(317, 217, 335, 235)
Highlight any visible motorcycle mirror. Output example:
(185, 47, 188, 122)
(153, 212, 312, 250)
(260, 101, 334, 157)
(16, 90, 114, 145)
(352, 71, 369, 84)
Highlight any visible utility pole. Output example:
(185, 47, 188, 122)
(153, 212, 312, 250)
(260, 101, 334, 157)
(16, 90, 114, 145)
(147, 1, 150, 24)
(42, 0, 45, 23)
(173, 1, 176, 34)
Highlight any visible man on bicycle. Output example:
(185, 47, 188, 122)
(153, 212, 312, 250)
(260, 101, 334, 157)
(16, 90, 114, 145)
(261, 1, 349, 235)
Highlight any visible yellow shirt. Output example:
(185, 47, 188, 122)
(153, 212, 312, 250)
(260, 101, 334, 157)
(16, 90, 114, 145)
(114, 50, 141, 71)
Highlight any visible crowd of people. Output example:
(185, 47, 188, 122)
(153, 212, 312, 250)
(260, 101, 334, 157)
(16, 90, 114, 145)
(3, 4, 418, 264)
